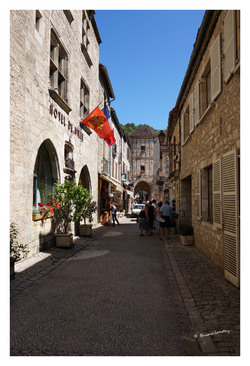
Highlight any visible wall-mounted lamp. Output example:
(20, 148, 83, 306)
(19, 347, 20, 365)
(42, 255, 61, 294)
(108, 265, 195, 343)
(158, 130, 165, 145)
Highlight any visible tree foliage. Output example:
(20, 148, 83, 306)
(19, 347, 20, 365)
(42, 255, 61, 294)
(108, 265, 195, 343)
(120, 123, 159, 135)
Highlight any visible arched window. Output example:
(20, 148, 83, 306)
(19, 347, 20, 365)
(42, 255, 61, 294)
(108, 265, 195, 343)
(33, 140, 59, 215)
(79, 165, 91, 192)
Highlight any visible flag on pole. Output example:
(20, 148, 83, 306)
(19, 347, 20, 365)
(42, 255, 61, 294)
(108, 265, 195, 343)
(102, 106, 116, 146)
(80, 106, 116, 146)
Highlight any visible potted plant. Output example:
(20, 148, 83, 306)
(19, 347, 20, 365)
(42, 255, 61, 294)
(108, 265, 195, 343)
(39, 179, 89, 248)
(79, 197, 97, 237)
(10, 222, 29, 279)
(180, 226, 194, 246)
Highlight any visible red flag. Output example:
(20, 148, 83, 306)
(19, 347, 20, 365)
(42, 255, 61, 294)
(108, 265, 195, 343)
(80, 107, 115, 144)
(104, 130, 116, 146)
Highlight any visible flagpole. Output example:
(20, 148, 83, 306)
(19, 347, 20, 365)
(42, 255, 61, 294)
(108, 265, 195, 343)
(69, 101, 103, 141)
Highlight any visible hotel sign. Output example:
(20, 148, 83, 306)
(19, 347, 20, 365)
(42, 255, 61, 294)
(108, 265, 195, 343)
(49, 103, 83, 142)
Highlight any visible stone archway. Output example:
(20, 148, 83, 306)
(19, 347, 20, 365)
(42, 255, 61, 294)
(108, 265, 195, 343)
(134, 180, 151, 203)
(78, 165, 91, 193)
(33, 139, 60, 211)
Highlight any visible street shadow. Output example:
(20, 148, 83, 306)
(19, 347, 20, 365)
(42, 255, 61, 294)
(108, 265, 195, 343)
(10, 223, 114, 290)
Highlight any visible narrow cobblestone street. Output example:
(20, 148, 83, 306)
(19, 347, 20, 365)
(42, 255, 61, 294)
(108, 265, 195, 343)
(10, 216, 240, 356)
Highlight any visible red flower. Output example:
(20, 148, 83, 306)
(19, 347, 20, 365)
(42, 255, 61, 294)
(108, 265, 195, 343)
(42, 207, 46, 211)
(38, 203, 44, 207)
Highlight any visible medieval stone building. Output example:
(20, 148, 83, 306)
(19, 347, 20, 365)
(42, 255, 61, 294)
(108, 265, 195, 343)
(10, 10, 131, 258)
(167, 10, 240, 287)
(128, 126, 169, 202)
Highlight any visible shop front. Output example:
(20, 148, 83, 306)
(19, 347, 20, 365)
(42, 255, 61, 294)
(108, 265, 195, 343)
(99, 175, 125, 224)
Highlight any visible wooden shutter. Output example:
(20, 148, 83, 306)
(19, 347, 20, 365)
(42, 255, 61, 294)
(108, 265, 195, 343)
(213, 158, 222, 229)
(194, 81, 200, 126)
(189, 93, 194, 133)
(181, 114, 184, 145)
(222, 150, 239, 287)
(210, 33, 222, 101)
(196, 170, 201, 220)
(224, 10, 236, 82)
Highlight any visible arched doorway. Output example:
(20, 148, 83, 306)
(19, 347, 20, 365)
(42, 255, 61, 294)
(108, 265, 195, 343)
(134, 181, 151, 203)
(77, 165, 92, 235)
(78, 165, 91, 193)
(33, 139, 59, 214)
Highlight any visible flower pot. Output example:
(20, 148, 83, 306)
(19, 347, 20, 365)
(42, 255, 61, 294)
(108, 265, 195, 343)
(180, 234, 193, 246)
(55, 233, 73, 248)
(79, 224, 92, 237)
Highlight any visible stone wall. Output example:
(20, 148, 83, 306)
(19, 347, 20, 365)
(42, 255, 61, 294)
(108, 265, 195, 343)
(10, 10, 101, 257)
(179, 11, 240, 268)
(130, 137, 160, 200)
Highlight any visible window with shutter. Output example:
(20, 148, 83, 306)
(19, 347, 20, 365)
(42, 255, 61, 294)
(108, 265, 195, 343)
(222, 149, 239, 287)
(210, 33, 222, 101)
(196, 170, 201, 220)
(189, 93, 194, 133)
(194, 81, 200, 126)
(201, 166, 213, 222)
(181, 106, 190, 143)
(181, 114, 184, 145)
(224, 10, 236, 82)
(213, 158, 222, 229)
(199, 61, 211, 116)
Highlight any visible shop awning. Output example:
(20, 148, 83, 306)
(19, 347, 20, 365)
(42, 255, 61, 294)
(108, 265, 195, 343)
(100, 175, 124, 193)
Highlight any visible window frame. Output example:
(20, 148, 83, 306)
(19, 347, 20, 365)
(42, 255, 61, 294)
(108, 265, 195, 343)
(201, 165, 213, 223)
(199, 60, 211, 116)
(49, 29, 71, 114)
(81, 11, 93, 67)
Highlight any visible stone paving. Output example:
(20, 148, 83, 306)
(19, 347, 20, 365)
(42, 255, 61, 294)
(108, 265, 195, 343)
(10, 223, 111, 299)
(164, 234, 240, 356)
(10, 219, 240, 356)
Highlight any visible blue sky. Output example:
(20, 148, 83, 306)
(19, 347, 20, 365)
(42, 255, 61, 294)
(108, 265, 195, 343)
(95, 10, 205, 130)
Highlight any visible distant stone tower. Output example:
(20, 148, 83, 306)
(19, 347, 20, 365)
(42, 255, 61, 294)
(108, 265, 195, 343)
(128, 126, 161, 202)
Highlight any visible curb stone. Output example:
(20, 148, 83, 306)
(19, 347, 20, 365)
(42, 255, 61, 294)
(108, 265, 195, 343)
(163, 234, 240, 356)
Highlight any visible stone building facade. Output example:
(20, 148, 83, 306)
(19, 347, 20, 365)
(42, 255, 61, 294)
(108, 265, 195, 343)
(157, 129, 170, 204)
(129, 126, 162, 202)
(98, 63, 131, 220)
(10, 10, 130, 258)
(167, 10, 240, 287)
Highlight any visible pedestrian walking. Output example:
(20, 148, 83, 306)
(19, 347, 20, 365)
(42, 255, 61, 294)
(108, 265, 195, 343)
(147, 201, 155, 236)
(152, 199, 157, 209)
(111, 202, 120, 226)
(155, 201, 164, 233)
(138, 204, 149, 236)
(152, 199, 157, 229)
(159, 200, 173, 240)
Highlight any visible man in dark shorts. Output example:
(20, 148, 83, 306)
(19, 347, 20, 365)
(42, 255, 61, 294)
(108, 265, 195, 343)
(159, 200, 173, 240)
